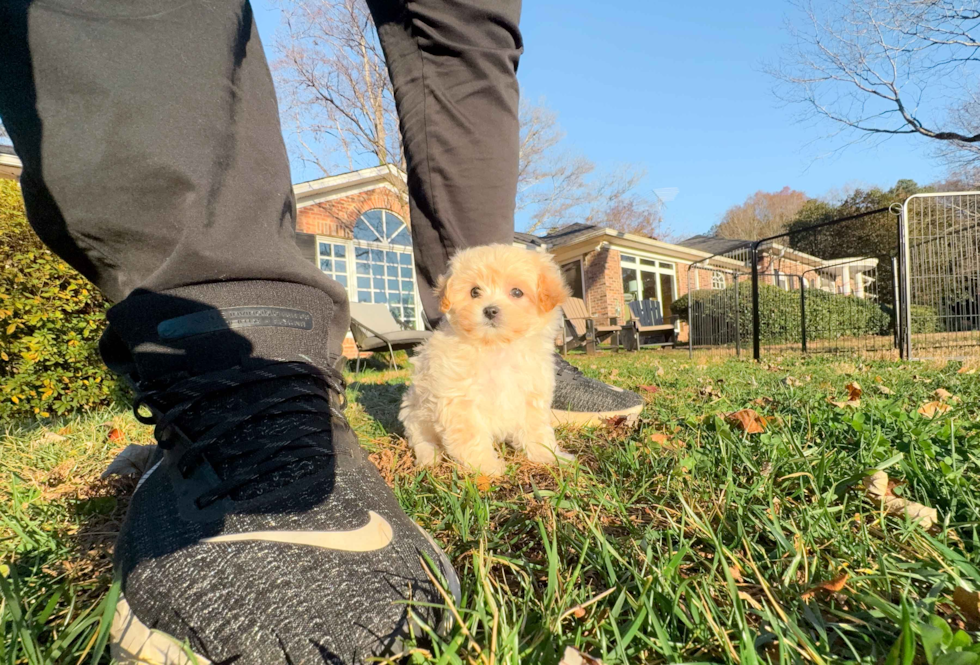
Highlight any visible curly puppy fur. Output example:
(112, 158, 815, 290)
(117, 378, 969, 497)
(399, 244, 574, 475)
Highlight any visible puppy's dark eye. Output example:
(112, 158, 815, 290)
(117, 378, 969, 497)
(470, 287, 481, 298)
(510, 288, 524, 298)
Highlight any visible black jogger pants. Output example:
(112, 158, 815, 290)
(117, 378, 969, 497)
(0, 0, 521, 360)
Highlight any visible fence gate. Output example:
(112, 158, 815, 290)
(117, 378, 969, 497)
(901, 192, 980, 360)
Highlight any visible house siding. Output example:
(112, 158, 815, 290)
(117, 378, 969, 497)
(583, 247, 625, 322)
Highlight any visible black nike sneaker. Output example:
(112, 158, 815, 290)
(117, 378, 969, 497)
(550, 354, 644, 427)
(101, 281, 458, 665)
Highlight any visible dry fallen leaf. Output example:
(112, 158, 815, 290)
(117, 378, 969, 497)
(101, 444, 158, 479)
(559, 646, 605, 665)
(650, 432, 671, 445)
(783, 376, 802, 387)
(475, 475, 492, 492)
(108, 428, 125, 443)
(863, 470, 938, 529)
(801, 572, 850, 601)
(609, 369, 619, 379)
(957, 365, 976, 375)
(738, 590, 763, 610)
(846, 381, 863, 401)
(953, 587, 980, 627)
(918, 401, 951, 418)
(639, 385, 660, 394)
(934, 388, 952, 400)
(726, 408, 767, 434)
(829, 397, 861, 408)
(876, 385, 895, 395)
(655, 365, 665, 377)
(751, 396, 774, 406)
(35, 431, 66, 445)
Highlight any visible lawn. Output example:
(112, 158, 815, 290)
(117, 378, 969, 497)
(2, 351, 980, 664)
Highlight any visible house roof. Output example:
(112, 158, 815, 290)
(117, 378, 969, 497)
(676, 234, 751, 256)
(293, 164, 406, 208)
(513, 231, 545, 246)
(539, 223, 605, 247)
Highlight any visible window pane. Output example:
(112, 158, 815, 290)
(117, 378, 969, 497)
(353, 218, 380, 242)
(373, 277, 385, 290)
(622, 267, 640, 302)
(318, 242, 331, 257)
(389, 228, 412, 246)
(334, 245, 346, 258)
(372, 264, 384, 276)
(621, 255, 636, 263)
(356, 247, 370, 260)
(390, 293, 401, 305)
(560, 261, 584, 300)
(374, 292, 387, 303)
(387, 265, 399, 277)
(642, 271, 659, 301)
(319, 258, 331, 271)
(404, 293, 415, 305)
(659, 273, 675, 314)
(640, 258, 657, 267)
(335, 275, 348, 287)
(400, 266, 412, 278)
(356, 262, 370, 275)
(404, 307, 415, 321)
(388, 279, 399, 291)
(334, 260, 346, 274)
(399, 253, 412, 265)
(370, 249, 384, 262)
(357, 290, 371, 303)
(401, 280, 413, 292)
(357, 276, 371, 289)
(659, 262, 674, 269)
(386, 251, 398, 264)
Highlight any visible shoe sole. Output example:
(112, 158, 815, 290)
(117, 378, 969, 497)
(110, 522, 460, 664)
(550, 403, 643, 428)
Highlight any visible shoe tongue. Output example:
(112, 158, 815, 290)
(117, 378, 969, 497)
(102, 281, 336, 383)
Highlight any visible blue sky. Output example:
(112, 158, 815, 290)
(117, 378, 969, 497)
(252, 0, 945, 238)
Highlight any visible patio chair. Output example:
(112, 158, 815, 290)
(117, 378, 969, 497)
(627, 299, 677, 349)
(558, 297, 624, 355)
(349, 302, 432, 371)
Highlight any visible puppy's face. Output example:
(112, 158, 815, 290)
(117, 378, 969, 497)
(438, 245, 570, 345)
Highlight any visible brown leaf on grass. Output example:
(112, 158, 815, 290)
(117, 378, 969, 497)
(107, 428, 125, 443)
(609, 369, 619, 379)
(934, 388, 953, 400)
(846, 381, 863, 401)
(35, 431, 66, 444)
(699, 385, 721, 399)
(829, 397, 861, 408)
(101, 444, 157, 479)
(801, 572, 850, 601)
(603, 415, 629, 430)
(475, 474, 492, 492)
(953, 587, 980, 627)
(918, 401, 951, 418)
(957, 365, 977, 375)
(656, 365, 665, 377)
(877, 385, 895, 395)
(650, 432, 670, 445)
(726, 409, 767, 434)
(751, 396, 774, 406)
(863, 470, 938, 529)
(638, 385, 660, 394)
(782, 376, 802, 387)
(559, 646, 605, 665)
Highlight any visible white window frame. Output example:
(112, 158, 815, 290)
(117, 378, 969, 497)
(711, 271, 726, 290)
(560, 258, 587, 301)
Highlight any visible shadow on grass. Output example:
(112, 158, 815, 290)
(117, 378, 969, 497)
(349, 381, 408, 437)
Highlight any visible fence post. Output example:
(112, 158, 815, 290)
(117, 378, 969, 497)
(751, 244, 761, 360)
(897, 203, 913, 360)
(688, 269, 694, 359)
(734, 275, 741, 358)
(799, 275, 807, 353)
(891, 255, 901, 354)
(585, 318, 596, 356)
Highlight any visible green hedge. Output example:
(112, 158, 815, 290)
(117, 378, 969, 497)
(672, 283, 892, 346)
(0, 179, 118, 420)
(909, 305, 944, 335)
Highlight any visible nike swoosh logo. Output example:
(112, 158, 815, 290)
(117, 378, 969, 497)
(201, 511, 394, 552)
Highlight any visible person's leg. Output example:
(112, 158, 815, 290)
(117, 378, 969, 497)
(367, 0, 644, 424)
(0, 2, 457, 663)
(366, 0, 521, 322)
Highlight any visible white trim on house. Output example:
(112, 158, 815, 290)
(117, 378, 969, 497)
(293, 164, 407, 208)
(1, 149, 22, 180)
(558, 257, 587, 300)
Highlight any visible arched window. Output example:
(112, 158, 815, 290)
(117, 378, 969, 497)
(351, 210, 418, 329)
(711, 272, 726, 290)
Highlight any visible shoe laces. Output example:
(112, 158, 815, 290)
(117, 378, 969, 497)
(554, 354, 586, 379)
(132, 360, 349, 508)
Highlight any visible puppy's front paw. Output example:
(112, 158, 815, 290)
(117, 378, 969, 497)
(467, 457, 507, 476)
(412, 441, 441, 467)
(555, 449, 576, 465)
(525, 443, 575, 466)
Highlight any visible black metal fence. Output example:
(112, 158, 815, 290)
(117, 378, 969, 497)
(686, 207, 902, 359)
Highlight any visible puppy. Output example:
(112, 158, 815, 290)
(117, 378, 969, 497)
(399, 244, 574, 475)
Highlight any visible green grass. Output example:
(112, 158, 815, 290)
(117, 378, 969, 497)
(3, 351, 980, 664)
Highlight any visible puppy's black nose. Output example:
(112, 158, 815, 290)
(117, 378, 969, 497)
(483, 305, 500, 320)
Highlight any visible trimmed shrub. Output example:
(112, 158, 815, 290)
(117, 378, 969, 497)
(672, 283, 892, 346)
(0, 179, 118, 420)
(909, 305, 944, 335)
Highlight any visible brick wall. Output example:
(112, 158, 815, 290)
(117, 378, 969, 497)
(582, 248, 625, 322)
(295, 186, 409, 238)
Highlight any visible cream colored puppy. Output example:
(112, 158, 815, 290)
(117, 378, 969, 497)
(399, 244, 574, 475)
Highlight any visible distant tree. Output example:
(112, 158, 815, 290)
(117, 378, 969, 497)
(711, 187, 808, 240)
(771, 0, 980, 169)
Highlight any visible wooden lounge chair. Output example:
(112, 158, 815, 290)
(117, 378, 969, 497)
(349, 302, 432, 371)
(558, 297, 624, 355)
(627, 299, 676, 349)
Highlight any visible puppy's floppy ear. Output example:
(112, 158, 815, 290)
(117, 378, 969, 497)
(535, 255, 571, 313)
(436, 274, 454, 313)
